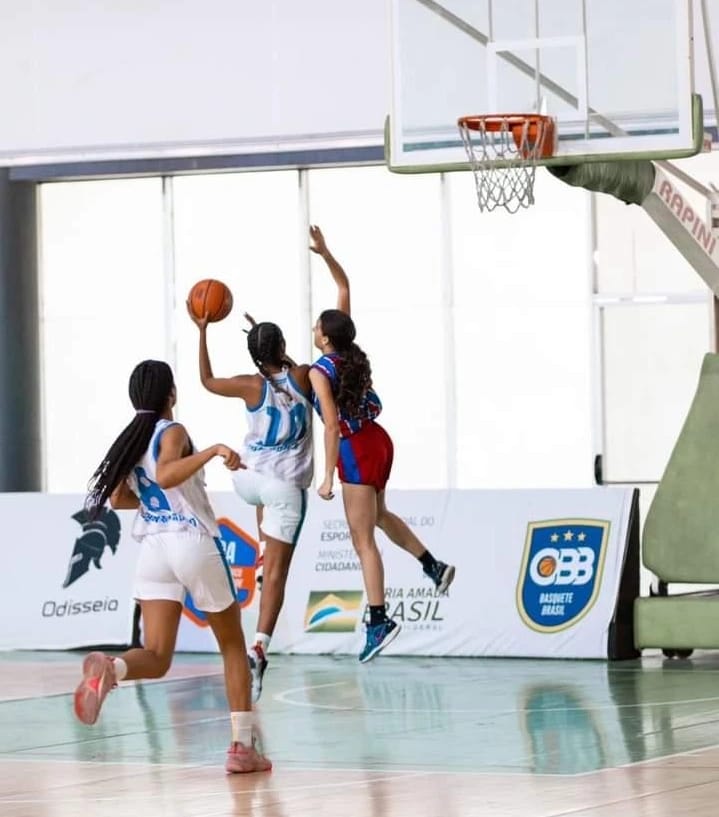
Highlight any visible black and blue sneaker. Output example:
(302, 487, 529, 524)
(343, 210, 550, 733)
(424, 560, 456, 593)
(248, 644, 268, 704)
(359, 618, 401, 663)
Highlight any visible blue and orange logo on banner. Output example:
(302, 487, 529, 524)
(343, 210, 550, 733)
(516, 519, 610, 633)
(183, 517, 259, 627)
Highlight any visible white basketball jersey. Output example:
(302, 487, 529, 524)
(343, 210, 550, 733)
(242, 369, 313, 489)
(128, 419, 220, 541)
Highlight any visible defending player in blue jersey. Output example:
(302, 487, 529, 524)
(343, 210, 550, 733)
(308, 226, 456, 663)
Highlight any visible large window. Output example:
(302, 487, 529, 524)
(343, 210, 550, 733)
(307, 166, 447, 488)
(39, 155, 718, 499)
(41, 178, 165, 492)
(595, 185, 713, 485)
(171, 171, 303, 490)
(448, 170, 595, 488)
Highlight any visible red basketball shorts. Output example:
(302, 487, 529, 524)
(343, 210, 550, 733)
(337, 421, 394, 492)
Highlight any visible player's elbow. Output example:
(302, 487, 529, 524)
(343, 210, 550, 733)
(155, 471, 176, 490)
(201, 378, 225, 397)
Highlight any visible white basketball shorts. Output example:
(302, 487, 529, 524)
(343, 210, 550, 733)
(134, 530, 236, 613)
(231, 469, 308, 545)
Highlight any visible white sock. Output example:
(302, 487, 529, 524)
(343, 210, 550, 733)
(254, 632, 271, 653)
(230, 711, 254, 746)
(113, 657, 128, 681)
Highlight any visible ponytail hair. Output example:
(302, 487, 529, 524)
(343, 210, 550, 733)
(247, 321, 292, 398)
(85, 360, 175, 519)
(318, 309, 372, 417)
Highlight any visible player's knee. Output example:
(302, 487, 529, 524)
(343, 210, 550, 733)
(263, 561, 290, 587)
(148, 651, 172, 678)
(349, 534, 378, 555)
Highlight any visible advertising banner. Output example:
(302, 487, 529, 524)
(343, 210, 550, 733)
(269, 488, 637, 659)
(0, 488, 637, 659)
(1, 494, 137, 649)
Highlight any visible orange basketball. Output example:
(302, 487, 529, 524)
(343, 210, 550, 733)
(188, 279, 233, 323)
(538, 556, 556, 578)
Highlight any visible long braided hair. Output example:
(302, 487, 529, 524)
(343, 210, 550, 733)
(318, 309, 372, 417)
(86, 360, 175, 519)
(247, 322, 292, 398)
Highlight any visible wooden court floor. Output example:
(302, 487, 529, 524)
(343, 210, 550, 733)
(2, 650, 719, 816)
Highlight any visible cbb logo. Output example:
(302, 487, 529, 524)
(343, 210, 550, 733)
(528, 547, 595, 587)
(517, 520, 609, 633)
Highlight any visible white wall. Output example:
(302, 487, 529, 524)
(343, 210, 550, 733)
(0, 0, 715, 166)
(448, 169, 595, 488)
(0, 0, 389, 164)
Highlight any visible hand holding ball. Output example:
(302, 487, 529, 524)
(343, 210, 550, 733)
(187, 279, 233, 323)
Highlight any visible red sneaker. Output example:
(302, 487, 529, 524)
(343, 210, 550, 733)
(73, 651, 117, 725)
(225, 740, 272, 774)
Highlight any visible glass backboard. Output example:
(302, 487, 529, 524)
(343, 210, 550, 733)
(387, 0, 702, 171)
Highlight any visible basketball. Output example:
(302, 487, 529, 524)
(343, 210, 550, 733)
(187, 279, 233, 323)
(538, 556, 556, 578)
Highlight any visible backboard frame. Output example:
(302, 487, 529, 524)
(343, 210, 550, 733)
(385, 95, 705, 173)
(386, 0, 704, 173)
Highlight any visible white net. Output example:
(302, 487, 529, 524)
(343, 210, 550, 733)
(458, 116, 555, 214)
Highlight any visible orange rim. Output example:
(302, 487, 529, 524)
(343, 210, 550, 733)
(458, 114, 556, 159)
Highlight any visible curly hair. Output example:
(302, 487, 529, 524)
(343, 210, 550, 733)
(318, 309, 372, 417)
(86, 360, 174, 519)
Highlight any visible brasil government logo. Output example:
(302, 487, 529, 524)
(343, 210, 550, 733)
(304, 590, 364, 633)
(516, 519, 610, 633)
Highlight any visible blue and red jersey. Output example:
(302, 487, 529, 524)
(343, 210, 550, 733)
(311, 352, 393, 491)
(310, 353, 382, 438)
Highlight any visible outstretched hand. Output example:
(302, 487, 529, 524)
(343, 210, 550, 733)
(186, 300, 209, 330)
(309, 225, 329, 257)
(309, 224, 349, 314)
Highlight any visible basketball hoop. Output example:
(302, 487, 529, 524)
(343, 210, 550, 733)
(457, 114, 556, 213)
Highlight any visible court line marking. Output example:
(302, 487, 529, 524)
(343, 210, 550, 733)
(616, 741, 719, 770)
(4, 670, 719, 787)
(0, 754, 217, 770)
(0, 770, 424, 804)
(0, 713, 238, 756)
(536, 778, 719, 817)
(3, 750, 719, 783)
(0, 669, 225, 704)
(0, 755, 538, 776)
(273, 681, 719, 714)
(0, 753, 535, 776)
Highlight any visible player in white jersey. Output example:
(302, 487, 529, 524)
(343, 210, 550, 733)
(188, 307, 313, 702)
(72, 360, 271, 775)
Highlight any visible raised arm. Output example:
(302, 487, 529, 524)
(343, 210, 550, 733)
(309, 225, 351, 315)
(187, 303, 262, 401)
(155, 424, 243, 489)
(309, 367, 340, 500)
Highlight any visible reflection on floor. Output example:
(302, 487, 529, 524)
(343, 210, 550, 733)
(2, 651, 719, 816)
